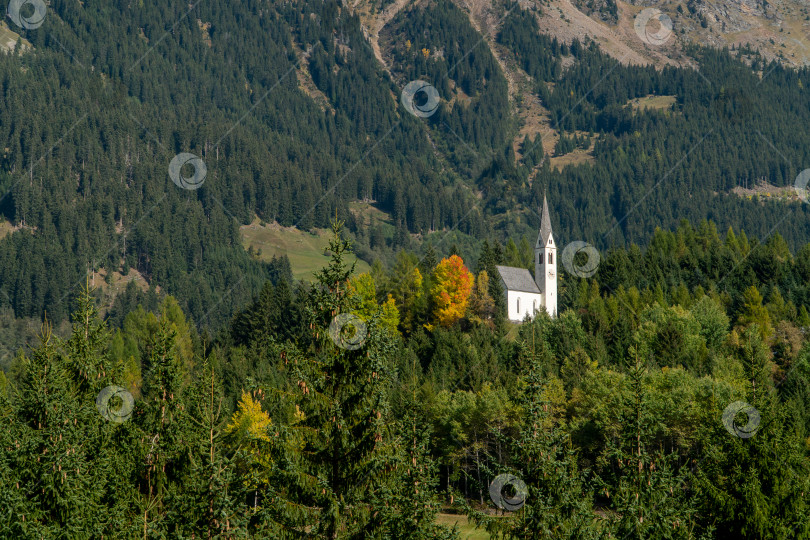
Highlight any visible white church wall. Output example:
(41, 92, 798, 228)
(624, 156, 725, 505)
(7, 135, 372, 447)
(505, 290, 544, 322)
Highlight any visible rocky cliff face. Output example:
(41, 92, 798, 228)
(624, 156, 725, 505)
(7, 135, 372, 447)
(624, 0, 808, 66)
(354, 0, 810, 76)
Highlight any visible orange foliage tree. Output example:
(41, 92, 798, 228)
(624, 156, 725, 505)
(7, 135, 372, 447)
(431, 255, 474, 327)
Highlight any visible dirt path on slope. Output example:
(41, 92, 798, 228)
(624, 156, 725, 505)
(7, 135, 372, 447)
(356, 0, 412, 76)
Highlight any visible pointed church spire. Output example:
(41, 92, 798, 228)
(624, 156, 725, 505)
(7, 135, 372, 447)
(537, 192, 553, 247)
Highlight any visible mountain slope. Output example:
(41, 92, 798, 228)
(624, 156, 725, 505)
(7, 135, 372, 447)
(2, 0, 810, 329)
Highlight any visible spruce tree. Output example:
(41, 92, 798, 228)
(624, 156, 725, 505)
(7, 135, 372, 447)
(0, 360, 32, 538)
(174, 355, 250, 538)
(466, 336, 597, 539)
(7, 286, 133, 537)
(381, 353, 457, 539)
(691, 326, 810, 537)
(131, 313, 191, 537)
(378, 408, 458, 540)
(597, 344, 698, 539)
(255, 220, 398, 538)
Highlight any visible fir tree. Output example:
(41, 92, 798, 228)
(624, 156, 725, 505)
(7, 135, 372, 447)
(255, 220, 399, 538)
(175, 355, 250, 538)
(598, 344, 698, 539)
(466, 335, 596, 539)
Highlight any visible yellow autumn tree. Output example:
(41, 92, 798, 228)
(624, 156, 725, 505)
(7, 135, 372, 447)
(226, 391, 273, 442)
(431, 255, 473, 327)
(347, 272, 400, 333)
(226, 391, 274, 495)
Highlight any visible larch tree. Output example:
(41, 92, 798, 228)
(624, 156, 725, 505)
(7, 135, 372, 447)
(431, 255, 474, 328)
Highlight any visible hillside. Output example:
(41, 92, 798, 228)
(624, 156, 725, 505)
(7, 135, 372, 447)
(5, 0, 810, 535)
(3, 219, 810, 536)
(240, 218, 371, 280)
(1, 0, 810, 330)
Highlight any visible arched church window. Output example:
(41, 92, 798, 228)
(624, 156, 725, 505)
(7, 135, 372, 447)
(538, 252, 543, 264)
(517, 297, 520, 312)
(548, 253, 553, 264)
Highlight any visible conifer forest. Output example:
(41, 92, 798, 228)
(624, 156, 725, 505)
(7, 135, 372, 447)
(3, 0, 810, 537)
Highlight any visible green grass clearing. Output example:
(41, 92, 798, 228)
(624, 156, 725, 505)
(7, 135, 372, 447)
(240, 219, 371, 281)
(435, 513, 490, 539)
(0, 22, 31, 53)
(348, 200, 392, 227)
(549, 146, 595, 170)
(626, 94, 677, 112)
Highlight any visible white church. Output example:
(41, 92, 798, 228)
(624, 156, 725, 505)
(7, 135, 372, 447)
(495, 194, 557, 322)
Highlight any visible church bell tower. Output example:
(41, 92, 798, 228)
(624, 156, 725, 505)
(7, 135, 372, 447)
(535, 194, 557, 317)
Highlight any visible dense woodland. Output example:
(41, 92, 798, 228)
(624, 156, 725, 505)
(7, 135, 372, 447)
(2, 0, 810, 330)
(2, 219, 810, 537)
(4, 0, 810, 536)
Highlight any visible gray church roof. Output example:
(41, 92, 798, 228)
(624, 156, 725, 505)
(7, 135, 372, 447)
(495, 265, 541, 294)
(536, 193, 553, 247)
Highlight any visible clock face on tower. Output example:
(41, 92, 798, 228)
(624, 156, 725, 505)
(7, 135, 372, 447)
(548, 271, 555, 278)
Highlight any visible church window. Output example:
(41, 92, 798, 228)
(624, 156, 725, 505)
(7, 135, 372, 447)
(538, 252, 543, 264)
(517, 298, 520, 312)
(548, 252, 553, 264)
